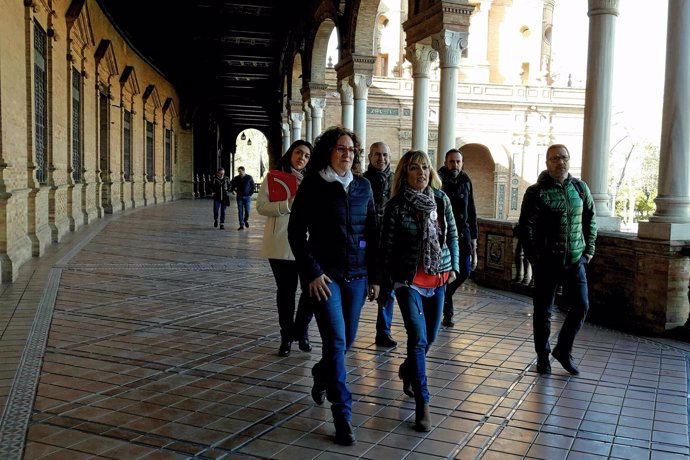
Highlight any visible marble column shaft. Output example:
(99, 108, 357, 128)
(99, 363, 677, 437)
(650, 0, 690, 224)
(432, 30, 467, 167)
(310, 97, 326, 140)
(582, 0, 619, 219)
(289, 112, 303, 143)
(303, 103, 312, 144)
(281, 121, 290, 153)
(406, 44, 437, 153)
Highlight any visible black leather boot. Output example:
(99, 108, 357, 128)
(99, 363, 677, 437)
(414, 403, 431, 432)
(334, 420, 355, 445)
(278, 339, 291, 357)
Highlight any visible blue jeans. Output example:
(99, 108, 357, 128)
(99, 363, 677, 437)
(376, 290, 395, 336)
(443, 254, 471, 318)
(312, 277, 367, 422)
(532, 256, 590, 357)
(268, 259, 313, 341)
(236, 196, 251, 226)
(213, 198, 227, 223)
(395, 285, 444, 404)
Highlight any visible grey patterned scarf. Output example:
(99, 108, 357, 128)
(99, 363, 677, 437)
(403, 185, 441, 274)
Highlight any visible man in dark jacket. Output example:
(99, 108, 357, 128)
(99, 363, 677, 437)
(518, 144, 597, 376)
(211, 167, 231, 229)
(438, 149, 478, 327)
(231, 166, 255, 230)
(363, 141, 396, 348)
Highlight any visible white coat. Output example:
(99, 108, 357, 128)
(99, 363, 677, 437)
(256, 180, 295, 260)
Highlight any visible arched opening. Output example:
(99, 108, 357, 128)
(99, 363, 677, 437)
(234, 129, 269, 183)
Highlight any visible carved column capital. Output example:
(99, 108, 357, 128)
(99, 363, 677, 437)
(309, 97, 327, 116)
(349, 74, 373, 99)
(431, 30, 468, 68)
(289, 112, 304, 124)
(337, 79, 354, 105)
(405, 44, 438, 77)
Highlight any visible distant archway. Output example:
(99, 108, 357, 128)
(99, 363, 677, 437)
(234, 129, 269, 182)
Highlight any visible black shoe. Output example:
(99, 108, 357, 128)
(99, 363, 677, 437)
(552, 347, 579, 375)
(237, 225, 244, 231)
(213, 219, 218, 228)
(244, 221, 249, 228)
(442, 316, 454, 327)
(219, 224, 224, 230)
(398, 362, 414, 398)
(414, 403, 431, 432)
(536, 355, 551, 375)
(278, 341, 291, 357)
(334, 421, 356, 445)
(311, 366, 326, 405)
(298, 338, 312, 352)
(375, 333, 397, 347)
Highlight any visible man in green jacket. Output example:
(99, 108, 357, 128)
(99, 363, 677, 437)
(518, 144, 597, 376)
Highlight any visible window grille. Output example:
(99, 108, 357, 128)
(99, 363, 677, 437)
(165, 129, 172, 181)
(71, 68, 82, 182)
(145, 121, 154, 181)
(34, 23, 47, 184)
(123, 110, 131, 181)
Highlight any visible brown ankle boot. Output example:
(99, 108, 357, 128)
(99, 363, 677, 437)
(414, 403, 431, 432)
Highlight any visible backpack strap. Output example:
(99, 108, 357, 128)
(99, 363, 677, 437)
(571, 178, 585, 201)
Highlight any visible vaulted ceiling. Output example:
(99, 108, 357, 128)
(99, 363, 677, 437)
(97, 0, 309, 137)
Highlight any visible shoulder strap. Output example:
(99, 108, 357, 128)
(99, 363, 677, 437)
(571, 178, 585, 200)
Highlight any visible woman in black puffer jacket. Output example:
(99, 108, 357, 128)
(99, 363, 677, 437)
(379, 150, 459, 432)
(288, 126, 380, 446)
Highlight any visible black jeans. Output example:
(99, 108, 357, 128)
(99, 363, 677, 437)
(443, 254, 471, 318)
(268, 259, 313, 341)
(532, 256, 590, 357)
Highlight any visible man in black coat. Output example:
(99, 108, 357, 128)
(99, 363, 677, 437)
(363, 141, 397, 347)
(438, 149, 478, 327)
(230, 166, 255, 230)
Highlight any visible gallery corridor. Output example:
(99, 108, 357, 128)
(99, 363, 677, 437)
(0, 199, 687, 460)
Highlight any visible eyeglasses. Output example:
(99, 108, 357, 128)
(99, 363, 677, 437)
(548, 155, 569, 163)
(334, 145, 361, 155)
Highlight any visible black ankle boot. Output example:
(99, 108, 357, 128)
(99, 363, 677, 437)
(398, 362, 414, 397)
(334, 420, 355, 445)
(311, 364, 326, 405)
(278, 340, 291, 357)
(414, 403, 431, 432)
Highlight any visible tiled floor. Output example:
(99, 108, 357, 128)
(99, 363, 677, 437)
(0, 199, 688, 459)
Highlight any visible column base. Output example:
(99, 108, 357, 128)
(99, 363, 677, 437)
(638, 221, 690, 240)
(595, 215, 621, 232)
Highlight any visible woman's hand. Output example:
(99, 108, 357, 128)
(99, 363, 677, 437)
(309, 274, 332, 301)
(368, 284, 380, 301)
(447, 271, 457, 285)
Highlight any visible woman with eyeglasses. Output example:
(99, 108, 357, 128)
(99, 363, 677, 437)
(379, 150, 459, 432)
(256, 140, 314, 358)
(288, 126, 380, 446)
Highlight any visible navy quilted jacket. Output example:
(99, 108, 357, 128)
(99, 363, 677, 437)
(288, 173, 380, 284)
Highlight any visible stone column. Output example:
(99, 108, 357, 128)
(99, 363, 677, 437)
(639, 0, 690, 240)
(337, 80, 354, 130)
(405, 43, 437, 152)
(290, 112, 303, 143)
(581, 0, 620, 230)
(303, 102, 313, 144)
(281, 120, 290, 153)
(310, 97, 326, 140)
(432, 30, 467, 167)
(350, 74, 372, 147)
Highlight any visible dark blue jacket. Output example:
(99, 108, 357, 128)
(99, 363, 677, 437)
(231, 174, 255, 197)
(438, 166, 478, 255)
(288, 173, 379, 284)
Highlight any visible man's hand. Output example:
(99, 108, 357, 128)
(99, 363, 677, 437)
(585, 254, 593, 264)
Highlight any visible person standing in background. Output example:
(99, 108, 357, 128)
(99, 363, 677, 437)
(363, 141, 397, 348)
(438, 149, 478, 327)
(211, 167, 231, 230)
(231, 166, 255, 230)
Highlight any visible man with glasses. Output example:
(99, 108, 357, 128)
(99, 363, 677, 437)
(518, 144, 597, 376)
